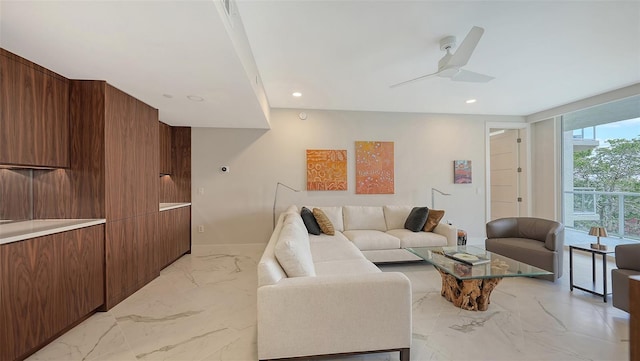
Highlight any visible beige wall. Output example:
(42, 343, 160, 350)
(191, 108, 523, 245)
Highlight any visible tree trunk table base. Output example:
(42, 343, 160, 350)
(437, 268, 502, 311)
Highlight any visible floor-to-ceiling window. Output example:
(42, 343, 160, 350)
(561, 95, 640, 243)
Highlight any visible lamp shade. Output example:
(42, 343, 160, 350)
(589, 226, 608, 237)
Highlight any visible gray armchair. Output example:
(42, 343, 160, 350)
(485, 217, 564, 282)
(612, 243, 640, 312)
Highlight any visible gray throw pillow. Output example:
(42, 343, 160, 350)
(301, 207, 321, 235)
(404, 207, 429, 232)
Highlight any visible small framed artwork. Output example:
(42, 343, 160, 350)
(454, 160, 472, 184)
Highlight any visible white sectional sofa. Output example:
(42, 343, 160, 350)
(257, 205, 456, 361)
(316, 205, 457, 263)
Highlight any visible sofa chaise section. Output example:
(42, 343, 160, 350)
(257, 209, 411, 361)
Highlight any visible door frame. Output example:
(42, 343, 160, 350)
(485, 122, 532, 224)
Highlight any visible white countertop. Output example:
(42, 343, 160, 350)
(0, 219, 106, 245)
(159, 202, 191, 212)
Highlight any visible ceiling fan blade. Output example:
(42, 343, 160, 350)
(448, 26, 484, 68)
(389, 70, 440, 88)
(451, 69, 494, 83)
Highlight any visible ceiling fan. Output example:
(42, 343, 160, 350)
(390, 26, 494, 88)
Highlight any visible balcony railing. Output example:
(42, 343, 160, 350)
(564, 189, 640, 240)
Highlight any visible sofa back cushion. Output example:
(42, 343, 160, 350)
(307, 206, 344, 232)
(274, 213, 316, 277)
(383, 206, 413, 230)
(343, 206, 387, 231)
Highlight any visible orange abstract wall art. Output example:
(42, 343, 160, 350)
(306, 149, 347, 191)
(355, 141, 394, 194)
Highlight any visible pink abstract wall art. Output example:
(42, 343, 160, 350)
(355, 141, 394, 194)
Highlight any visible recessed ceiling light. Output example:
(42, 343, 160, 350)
(466, 99, 477, 104)
(292, 92, 302, 97)
(187, 95, 204, 102)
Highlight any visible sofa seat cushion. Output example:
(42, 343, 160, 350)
(310, 239, 365, 263)
(314, 259, 380, 276)
(309, 232, 350, 243)
(386, 229, 448, 248)
(343, 230, 401, 251)
(274, 213, 316, 277)
(343, 206, 387, 231)
(361, 249, 423, 264)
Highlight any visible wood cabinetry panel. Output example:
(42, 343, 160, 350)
(67, 81, 106, 218)
(137, 212, 158, 286)
(159, 127, 191, 203)
(135, 102, 158, 215)
(105, 85, 136, 221)
(158, 206, 191, 270)
(0, 225, 104, 361)
(0, 49, 69, 168)
(159, 121, 172, 175)
(58, 226, 104, 326)
(0, 235, 57, 361)
(176, 206, 191, 256)
(105, 218, 136, 308)
(105, 213, 160, 309)
(0, 169, 31, 220)
(32, 81, 107, 220)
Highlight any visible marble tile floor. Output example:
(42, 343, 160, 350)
(27, 244, 630, 361)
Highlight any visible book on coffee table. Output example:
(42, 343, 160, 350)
(444, 251, 490, 266)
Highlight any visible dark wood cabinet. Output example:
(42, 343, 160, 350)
(0, 225, 104, 361)
(159, 121, 172, 175)
(67, 82, 158, 222)
(105, 213, 159, 309)
(136, 102, 159, 215)
(158, 206, 191, 270)
(104, 84, 137, 221)
(159, 127, 191, 203)
(0, 49, 69, 168)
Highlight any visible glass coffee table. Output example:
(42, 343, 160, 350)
(407, 245, 552, 311)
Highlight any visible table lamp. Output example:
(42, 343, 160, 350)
(589, 226, 608, 251)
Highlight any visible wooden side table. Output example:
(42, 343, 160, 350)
(569, 244, 615, 302)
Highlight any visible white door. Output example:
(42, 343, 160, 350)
(490, 129, 524, 220)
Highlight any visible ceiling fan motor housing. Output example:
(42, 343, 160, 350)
(439, 35, 457, 51)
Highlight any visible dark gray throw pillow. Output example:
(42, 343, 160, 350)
(404, 207, 429, 232)
(301, 207, 321, 235)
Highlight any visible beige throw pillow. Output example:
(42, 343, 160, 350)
(423, 209, 445, 232)
(313, 208, 335, 235)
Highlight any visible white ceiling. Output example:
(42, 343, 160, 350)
(1, 1, 639, 129)
(0, 0, 269, 128)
